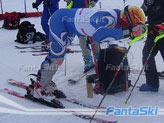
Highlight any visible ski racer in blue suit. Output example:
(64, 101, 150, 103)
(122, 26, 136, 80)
(32, 0, 60, 39)
(30, 5, 147, 101)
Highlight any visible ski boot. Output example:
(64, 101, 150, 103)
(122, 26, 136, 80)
(28, 75, 66, 98)
(83, 55, 94, 73)
(47, 81, 67, 98)
(139, 83, 158, 92)
(26, 78, 64, 108)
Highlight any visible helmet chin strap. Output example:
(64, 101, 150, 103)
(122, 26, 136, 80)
(124, 6, 135, 38)
(124, 6, 133, 27)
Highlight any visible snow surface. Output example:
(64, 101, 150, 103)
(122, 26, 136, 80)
(0, 0, 164, 123)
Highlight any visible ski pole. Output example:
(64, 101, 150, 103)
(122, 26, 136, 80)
(90, 37, 103, 89)
(125, 33, 164, 104)
(89, 27, 148, 123)
(99, 2, 101, 8)
(64, 53, 67, 76)
(0, 0, 4, 16)
(24, 0, 27, 17)
(84, 0, 101, 88)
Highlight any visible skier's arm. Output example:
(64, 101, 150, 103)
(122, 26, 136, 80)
(93, 24, 147, 42)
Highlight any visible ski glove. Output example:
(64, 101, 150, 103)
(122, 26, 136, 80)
(123, 24, 147, 39)
(32, 2, 38, 9)
(154, 23, 164, 35)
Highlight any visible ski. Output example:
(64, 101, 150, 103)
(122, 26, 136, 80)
(68, 67, 94, 84)
(32, 53, 48, 56)
(15, 45, 48, 49)
(32, 49, 81, 56)
(0, 88, 117, 123)
(20, 50, 48, 53)
(7, 78, 106, 109)
(15, 43, 79, 50)
(0, 88, 64, 108)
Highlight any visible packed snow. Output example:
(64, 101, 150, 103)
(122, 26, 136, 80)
(0, 0, 164, 123)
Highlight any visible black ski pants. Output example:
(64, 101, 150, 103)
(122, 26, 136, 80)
(142, 33, 164, 88)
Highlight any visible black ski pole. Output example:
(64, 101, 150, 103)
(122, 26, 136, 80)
(24, 0, 27, 17)
(125, 33, 164, 104)
(89, 27, 148, 123)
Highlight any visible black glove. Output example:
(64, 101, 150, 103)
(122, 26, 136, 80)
(123, 24, 147, 39)
(43, 0, 52, 7)
(32, 2, 38, 9)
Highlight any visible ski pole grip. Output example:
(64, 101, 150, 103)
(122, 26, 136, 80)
(129, 25, 148, 46)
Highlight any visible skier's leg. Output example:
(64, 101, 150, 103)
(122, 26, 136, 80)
(39, 27, 75, 88)
(33, 9, 76, 99)
(92, 38, 100, 59)
(157, 37, 164, 78)
(158, 37, 164, 62)
(140, 34, 159, 91)
(34, 37, 66, 99)
(79, 36, 92, 57)
(79, 36, 94, 73)
(39, 57, 64, 88)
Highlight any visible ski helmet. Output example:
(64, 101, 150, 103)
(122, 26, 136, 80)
(119, 5, 146, 27)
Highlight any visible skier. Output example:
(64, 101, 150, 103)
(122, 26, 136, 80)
(65, 0, 100, 73)
(139, 0, 164, 92)
(29, 5, 146, 103)
(32, 0, 60, 44)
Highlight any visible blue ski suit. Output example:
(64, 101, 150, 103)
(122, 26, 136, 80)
(35, 0, 59, 38)
(48, 8, 123, 59)
(38, 8, 124, 88)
